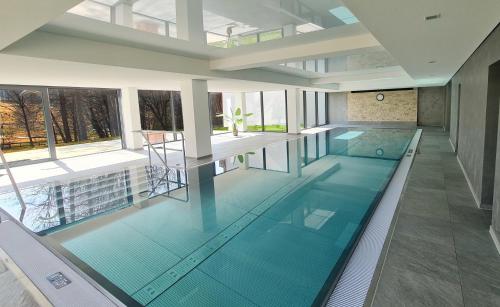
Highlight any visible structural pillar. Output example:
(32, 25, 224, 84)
(112, 0, 136, 27)
(175, 0, 205, 42)
(287, 88, 303, 134)
(180, 79, 212, 158)
(188, 164, 217, 232)
(120, 87, 143, 150)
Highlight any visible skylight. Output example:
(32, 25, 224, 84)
(329, 6, 359, 24)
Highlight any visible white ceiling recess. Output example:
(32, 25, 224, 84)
(343, 0, 500, 85)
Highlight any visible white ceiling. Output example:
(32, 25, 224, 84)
(343, 0, 500, 84)
(2, 0, 500, 92)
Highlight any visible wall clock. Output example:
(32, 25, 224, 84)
(376, 93, 384, 101)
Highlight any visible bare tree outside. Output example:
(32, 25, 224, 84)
(0, 89, 47, 152)
(138, 90, 183, 131)
(49, 88, 121, 146)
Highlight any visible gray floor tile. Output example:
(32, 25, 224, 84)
(373, 266, 464, 307)
(394, 212, 455, 247)
(400, 197, 450, 221)
(408, 174, 446, 190)
(403, 186, 447, 203)
(462, 288, 500, 307)
(384, 234, 460, 284)
(449, 205, 492, 229)
(373, 129, 500, 307)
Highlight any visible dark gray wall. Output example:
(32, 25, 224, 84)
(450, 23, 500, 209)
(417, 86, 446, 127)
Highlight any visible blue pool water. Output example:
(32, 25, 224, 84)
(0, 127, 415, 306)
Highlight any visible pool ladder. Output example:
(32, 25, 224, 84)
(134, 130, 189, 202)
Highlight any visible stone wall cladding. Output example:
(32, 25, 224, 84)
(347, 89, 417, 122)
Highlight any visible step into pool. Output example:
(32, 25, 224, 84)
(0, 127, 416, 307)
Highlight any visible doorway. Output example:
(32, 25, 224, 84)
(481, 61, 500, 208)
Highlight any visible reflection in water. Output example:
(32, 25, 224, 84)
(0, 128, 413, 236)
(0, 165, 186, 234)
(0, 127, 416, 306)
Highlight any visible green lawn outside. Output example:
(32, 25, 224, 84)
(246, 125, 286, 132)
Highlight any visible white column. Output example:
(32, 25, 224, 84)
(180, 79, 212, 158)
(287, 88, 303, 134)
(112, 0, 136, 27)
(175, 0, 205, 42)
(120, 87, 143, 150)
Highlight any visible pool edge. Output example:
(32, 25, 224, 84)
(325, 129, 423, 307)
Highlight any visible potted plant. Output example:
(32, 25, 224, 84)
(219, 107, 252, 137)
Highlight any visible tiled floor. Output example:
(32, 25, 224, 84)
(372, 128, 500, 306)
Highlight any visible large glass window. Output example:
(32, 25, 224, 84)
(303, 91, 328, 129)
(209, 92, 227, 134)
(48, 88, 122, 159)
(262, 91, 287, 132)
(305, 91, 316, 128)
(68, 0, 112, 22)
(138, 90, 173, 131)
(138, 90, 183, 132)
(258, 29, 283, 42)
(0, 88, 50, 164)
(0, 86, 124, 165)
(305, 60, 316, 72)
(172, 92, 183, 131)
(245, 92, 262, 132)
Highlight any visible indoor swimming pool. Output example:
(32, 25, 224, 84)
(0, 127, 416, 307)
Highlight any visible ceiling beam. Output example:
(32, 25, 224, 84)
(209, 25, 381, 71)
(0, 0, 83, 50)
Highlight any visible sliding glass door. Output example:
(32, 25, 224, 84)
(262, 91, 287, 132)
(245, 92, 263, 132)
(0, 85, 124, 166)
(304, 91, 328, 128)
(49, 88, 122, 159)
(0, 87, 51, 165)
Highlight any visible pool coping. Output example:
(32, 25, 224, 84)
(325, 129, 422, 307)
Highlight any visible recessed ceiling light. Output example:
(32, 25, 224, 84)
(425, 13, 441, 21)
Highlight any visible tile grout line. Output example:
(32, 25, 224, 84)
(442, 148, 467, 306)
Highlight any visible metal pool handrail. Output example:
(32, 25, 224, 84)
(0, 149, 26, 211)
(133, 130, 189, 201)
(133, 130, 187, 170)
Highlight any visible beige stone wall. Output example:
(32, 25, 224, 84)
(347, 89, 417, 122)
